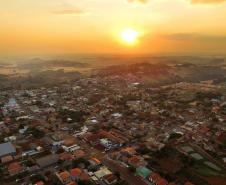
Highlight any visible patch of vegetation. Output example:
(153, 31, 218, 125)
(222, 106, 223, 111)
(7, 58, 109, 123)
(196, 91, 222, 101)
(193, 164, 223, 177)
(169, 132, 183, 140)
(59, 109, 87, 122)
(128, 165, 136, 173)
(26, 127, 45, 138)
(30, 174, 45, 184)
(0, 167, 4, 182)
(22, 160, 35, 167)
(72, 158, 90, 168)
(136, 145, 151, 155)
(78, 180, 95, 185)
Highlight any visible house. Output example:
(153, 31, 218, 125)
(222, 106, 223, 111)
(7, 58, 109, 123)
(36, 154, 59, 168)
(136, 166, 151, 179)
(63, 137, 77, 147)
(1, 155, 13, 164)
(0, 142, 16, 158)
(60, 153, 74, 161)
(66, 182, 77, 185)
(100, 138, 112, 149)
(56, 171, 71, 185)
(94, 167, 112, 180)
(128, 156, 146, 167)
(103, 174, 118, 185)
(121, 147, 136, 156)
(149, 172, 168, 185)
(62, 137, 80, 152)
(79, 171, 90, 181)
(44, 135, 63, 146)
(73, 150, 86, 158)
(62, 144, 80, 153)
(4, 136, 16, 142)
(89, 157, 101, 166)
(34, 181, 44, 185)
(8, 162, 23, 176)
(70, 168, 82, 181)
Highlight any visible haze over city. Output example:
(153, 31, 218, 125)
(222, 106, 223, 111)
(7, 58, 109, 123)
(0, 1, 226, 185)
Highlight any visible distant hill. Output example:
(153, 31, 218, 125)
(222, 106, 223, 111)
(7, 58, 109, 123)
(18, 58, 90, 71)
(95, 62, 226, 86)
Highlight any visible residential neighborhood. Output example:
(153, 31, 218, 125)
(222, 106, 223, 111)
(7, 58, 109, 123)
(0, 67, 226, 185)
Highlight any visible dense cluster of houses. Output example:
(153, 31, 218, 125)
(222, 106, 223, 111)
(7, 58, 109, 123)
(0, 74, 225, 185)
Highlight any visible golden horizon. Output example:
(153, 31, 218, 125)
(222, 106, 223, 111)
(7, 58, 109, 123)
(0, 0, 226, 55)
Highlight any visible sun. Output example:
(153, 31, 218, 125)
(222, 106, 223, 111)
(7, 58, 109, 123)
(121, 28, 138, 44)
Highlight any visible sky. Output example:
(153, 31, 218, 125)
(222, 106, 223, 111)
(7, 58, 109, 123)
(0, 0, 226, 56)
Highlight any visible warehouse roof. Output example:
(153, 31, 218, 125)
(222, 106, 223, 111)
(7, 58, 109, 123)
(0, 142, 16, 157)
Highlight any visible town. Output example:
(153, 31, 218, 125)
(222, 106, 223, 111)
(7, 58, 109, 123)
(0, 65, 226, 185)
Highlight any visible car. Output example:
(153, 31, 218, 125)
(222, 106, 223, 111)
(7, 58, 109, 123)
(15, 179, 23, 183)
(54, 165, 59, 169)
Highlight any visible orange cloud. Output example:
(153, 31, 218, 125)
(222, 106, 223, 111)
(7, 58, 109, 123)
(190, 0, 226, 3)
(127, 0, 149, 4)
(52, 7, 85, 15)
(127, 0, 226, 4)
(52, 8, 85, 15)
(51, 3, 87, 15)
(160, 33, 226, 41)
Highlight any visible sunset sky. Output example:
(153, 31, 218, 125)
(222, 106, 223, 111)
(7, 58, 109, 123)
(1, 0, 226, 56)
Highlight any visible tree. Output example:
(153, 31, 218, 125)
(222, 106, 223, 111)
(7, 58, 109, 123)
(137, 146, 151, 155)
(78, 180, 95, 185)
(30, 174, 45, 184)
(169, 133, 182, 140)
(26, 127, 45, 138)
(0, 167, 4, 182)
(128, 165, 136, 173)
(19, 124, 25, 129)
(72, 158, 90, 168)
(59, 109, 87, 122)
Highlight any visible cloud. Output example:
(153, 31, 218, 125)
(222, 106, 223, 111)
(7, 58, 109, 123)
(161, 33, 226, 41)
(190, 0, 226, 4)
(52, 2, 87, 15)
(127, 0, 149, 4)
(126, 0, 226, 4)
(52, 7, 85, 15)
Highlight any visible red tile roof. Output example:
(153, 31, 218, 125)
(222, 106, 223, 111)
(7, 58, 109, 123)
(8, 162, 23, 175)
(58, 171, 70, 182)
(156, 178, 168, 185)
(70, 168, 82, 177)
(103, 174, 118, 184)
(129, 156, 141, 164)
(121, 147, 136, 155)
(149, 172, 161, 182)
(73, 150, 86, 158)
(66, 182, 77, 185)
(1, 155, 13, 163)
(90, 157, 101, 164)
(34, 181, 44, 185)
(80, 172, 90, 181)
(149, 172, 168, 185)
(60, 153, 74, 161)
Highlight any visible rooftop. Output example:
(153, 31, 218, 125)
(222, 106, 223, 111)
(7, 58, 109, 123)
(0, 142, 16, 157)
